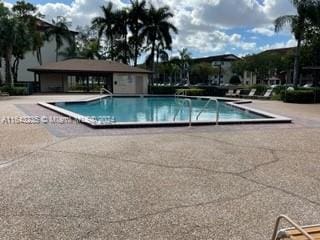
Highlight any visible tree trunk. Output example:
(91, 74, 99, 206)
(150, 42, 155, 86)
(12, 58, 19, 83)
(5, 49, 13, 87)
(110, 35, 114, 61)
(155, 48, 160, 84)
(134, 42, 138, 66)
(293, 38, 301, 86)
(134, 31, 139, 66)
(124, 33, 128, 64)
(56, 46, 58, 62)
(37, 48, 43, 65)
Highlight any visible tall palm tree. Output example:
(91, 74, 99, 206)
(46, 16, 74, 62)
(178, 48, 191, 85)
(274, 0, 315, 86)
(128, 0, 147, 66)
(113, 9, 132, 64)
(141, 4, 178, 82)
(92, 3, 116, 61)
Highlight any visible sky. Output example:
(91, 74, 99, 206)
(4, 0, 297, 58)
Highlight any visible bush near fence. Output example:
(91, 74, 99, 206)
(281, 88, 320, 103)
(0, 85, 29, 96)
(149, 86, 228, 97)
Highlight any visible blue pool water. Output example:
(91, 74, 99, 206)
(55, 97, 264, 124)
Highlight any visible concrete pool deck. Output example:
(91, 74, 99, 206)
(1, 94, 320, 239)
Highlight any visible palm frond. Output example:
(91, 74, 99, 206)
(274, 15, 295, 32)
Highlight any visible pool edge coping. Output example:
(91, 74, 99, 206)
(37, 95, 292, 128)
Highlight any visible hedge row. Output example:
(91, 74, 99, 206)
(149, 86, 228, 97)
(281, 89, 320, 103)
(0, 85, 29, 96)
(176, 88, 206, 96)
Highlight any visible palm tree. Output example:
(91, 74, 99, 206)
(92, 3, 116, 61)
(274, 0, 315, 86)
(128, 0, 147, 66)
(141, 4, 178, 82)
(59, 42, 78, 59)
(113, 9, 132, 64)
(46, 16, 74, 62)
(178, 48, 192, 85)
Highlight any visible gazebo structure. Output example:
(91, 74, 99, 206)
(28, 59, 151, 94)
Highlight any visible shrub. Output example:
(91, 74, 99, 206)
(150, 86, 177, 95)
(198, 86, 228, 97)
(176, 88, 205, 96)
(273, 85, 287, 95)
(282, 90, 315, 103)
(149, 86, 228, 97)
(0, 85, 28, 96)
(229, 75, 241, 85)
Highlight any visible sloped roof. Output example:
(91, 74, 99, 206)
(36, 19, 78, 34)
(28, 59, 151, 74)
(193, 54, 240, 63)
(259, 47, 295, 55)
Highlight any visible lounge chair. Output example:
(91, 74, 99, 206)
(257, 89, 273, 99)
(225, 89, 234, 97)
(231, 89, 241, 97)
(0, 90, 9, 96)
(240, 89, 256, 98)
(272, 215, 320, 240)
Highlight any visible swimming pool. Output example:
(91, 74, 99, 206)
(39, 96, 291, 127)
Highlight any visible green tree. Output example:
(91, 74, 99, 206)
(141, 4, 177, 81)
(92, 3, 117, 61)
(191, 62, 219, 85)
(274, 0, 316, 86)
(128, 0, 147, 66)
(0, 2, 36, 86)
(229, 75, 241, 85)
(0, 3, 12, 85)
(113, 9, 132, 64)
(46, 16, 74, 62)
(12, 1, 45, 66)
(12, 1, 42, 81)
(178, 48, 192, 84)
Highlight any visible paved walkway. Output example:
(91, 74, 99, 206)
(1, 95, 320, 239)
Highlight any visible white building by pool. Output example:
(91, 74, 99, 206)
(193, 54, 240, 85)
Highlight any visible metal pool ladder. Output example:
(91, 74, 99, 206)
(173, 98, 192, 127)
(100, 88, 113, 98)
(196, 98, 219, 125)
(175, 89, 186, 97)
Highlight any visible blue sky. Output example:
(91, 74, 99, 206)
(4, 0, 297, 58)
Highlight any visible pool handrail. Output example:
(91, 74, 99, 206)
(173, 98, 192, 127)
(175, 89, 186, 97)
(196, 97, 219, 125)
(100, 88, 113, 97)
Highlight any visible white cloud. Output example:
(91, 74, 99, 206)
(259, 38, 297, 52)
(37, 0, 127, 27)
(251, 27, 275, 37)
(3, 0, 297, 56)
